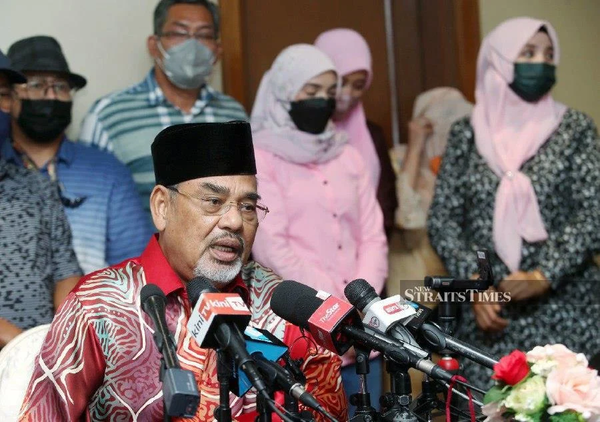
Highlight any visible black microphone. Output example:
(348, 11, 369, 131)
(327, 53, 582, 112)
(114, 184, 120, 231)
(345, 279, 498, 369)
(424, 276, 490, 291)
(345, 278, 429, 359)
(252, 353, 325, 413)
(140, 284, 200, 417)
(270, 280, 454, 383)
(185, 277, 270, 399)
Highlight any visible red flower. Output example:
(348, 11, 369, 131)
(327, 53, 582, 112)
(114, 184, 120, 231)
(492, 350, 530, 386)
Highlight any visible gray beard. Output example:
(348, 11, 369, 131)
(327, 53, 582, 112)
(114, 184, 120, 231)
(193, 255, 243, 288)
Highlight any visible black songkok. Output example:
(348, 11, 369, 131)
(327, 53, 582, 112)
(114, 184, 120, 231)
(151, 121, 257, 186)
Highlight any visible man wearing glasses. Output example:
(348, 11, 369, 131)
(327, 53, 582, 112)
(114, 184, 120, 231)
(19, 122, 347, 421)
(79, 0, 248, 219)
(0, 50, 81, 348)
(0, 36, 154, 275)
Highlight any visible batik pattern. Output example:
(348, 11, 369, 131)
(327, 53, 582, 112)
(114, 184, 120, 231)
(18, 260, 347, 421)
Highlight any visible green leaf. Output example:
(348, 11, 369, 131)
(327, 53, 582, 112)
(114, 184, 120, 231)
(528, 406, 546, 422)
(484, 385, 511, 404)
(549, 411, 584, 422)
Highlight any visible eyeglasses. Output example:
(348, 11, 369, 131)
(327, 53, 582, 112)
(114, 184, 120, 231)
(57, 182, 87, 208)
(158, 30, 217, 44)
(166, 186, 269, 224)
(18, 78, 74, 101)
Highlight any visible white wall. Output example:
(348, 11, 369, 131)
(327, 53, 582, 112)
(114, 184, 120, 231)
(479, 0, 600, 126)
(0, 0, 222, 140)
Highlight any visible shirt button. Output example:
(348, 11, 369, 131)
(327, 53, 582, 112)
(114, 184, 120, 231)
(333, 213, 338, 218)
(343, 279, 349, 284)
(338, 245, 342, 250)
(323, 180, 328, 185)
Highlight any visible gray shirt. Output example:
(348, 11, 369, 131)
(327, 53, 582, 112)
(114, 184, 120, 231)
(0, 158, 81, 330)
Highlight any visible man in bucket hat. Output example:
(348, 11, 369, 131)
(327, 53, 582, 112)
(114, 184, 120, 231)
(0, 36, 153, 275)
(0, 48, 81, 348)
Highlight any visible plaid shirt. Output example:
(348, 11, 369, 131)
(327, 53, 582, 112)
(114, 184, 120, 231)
(79, 70, 248, 214)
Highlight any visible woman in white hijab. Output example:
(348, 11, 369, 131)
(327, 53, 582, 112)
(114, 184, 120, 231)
(250, 43, 388, 410)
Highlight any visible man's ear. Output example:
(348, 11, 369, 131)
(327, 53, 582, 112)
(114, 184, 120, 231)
(148, 35, 160, 60)
(213, 40, 222, 65)
(0, 91, 12, 114)
(150, 185, 170, 232)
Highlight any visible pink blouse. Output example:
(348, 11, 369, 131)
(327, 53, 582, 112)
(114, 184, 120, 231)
(252, 145, 388, 301)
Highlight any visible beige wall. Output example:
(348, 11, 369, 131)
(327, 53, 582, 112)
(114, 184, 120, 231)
(479, 0, 600, 126)
(0, 0, 222, 140)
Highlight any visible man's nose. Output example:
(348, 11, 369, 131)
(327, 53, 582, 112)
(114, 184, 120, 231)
(217, 204, 244, 232)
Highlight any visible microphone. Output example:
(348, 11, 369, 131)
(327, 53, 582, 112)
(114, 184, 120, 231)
(424, 276, 489, 291)
(239, 326, 287, 395)
(424, 250, 494, 292)
(245, 328, 335, 420)
(345, 278, 498, 369)
(345, 279, 430, 359)
(270, 280, 454, 383)
(140, 284, 200, 417)
(252, 353, 325, 413)
(185, 277, 269, 398)
(418, 322, 498, 369)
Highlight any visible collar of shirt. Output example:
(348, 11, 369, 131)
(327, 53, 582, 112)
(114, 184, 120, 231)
(0, 136, 74, 169)
(139, 234, 249, 305)
(144, 69, 216, 115)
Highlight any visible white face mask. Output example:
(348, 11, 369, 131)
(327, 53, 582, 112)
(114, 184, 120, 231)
(157, 38, 214, 89)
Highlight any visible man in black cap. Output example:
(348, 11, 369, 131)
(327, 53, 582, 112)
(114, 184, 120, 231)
(0, 49, 81, 348)
(19, 122, 347, 420)
(1, 36, 153, 275)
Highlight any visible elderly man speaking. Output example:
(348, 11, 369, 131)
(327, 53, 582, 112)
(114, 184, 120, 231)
(19, 122, 347, 421)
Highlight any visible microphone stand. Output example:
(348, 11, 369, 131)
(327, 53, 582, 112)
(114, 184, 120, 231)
(160, 360, 172, 422)
(350, 347, 379, 422)
(255, 390, 274, 422)
(215, 351, 233, 422)
(379, 359, 418, 422)
(424, 250, 494, 421)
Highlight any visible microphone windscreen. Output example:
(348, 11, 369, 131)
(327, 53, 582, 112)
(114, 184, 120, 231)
(270, 280, 320, 329)
(344, 278, 377, 311)
(186, 276, 217, 307)
(140, 283, 166, 306)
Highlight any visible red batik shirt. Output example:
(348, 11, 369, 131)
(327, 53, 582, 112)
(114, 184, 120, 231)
(19, 236, 348, 421)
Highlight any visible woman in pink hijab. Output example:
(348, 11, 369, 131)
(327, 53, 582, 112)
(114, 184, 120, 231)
(250, 44, 388, 407)
(428, 17, 600, 386)
(315, 28, 398, 239)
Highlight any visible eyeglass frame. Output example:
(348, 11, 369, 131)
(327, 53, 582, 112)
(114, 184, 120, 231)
(157, 29, 217, 45)
(166, 185, 269, 224)
(14, 76, 76, 101)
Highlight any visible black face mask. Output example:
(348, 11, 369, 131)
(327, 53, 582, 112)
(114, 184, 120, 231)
(18, 100, 72, 143)
(509, 63, 556, 103)
(288, 98, 336, 134)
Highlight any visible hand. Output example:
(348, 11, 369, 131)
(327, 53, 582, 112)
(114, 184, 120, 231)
(408, 117, 433, 148)
(472, 287, 508, 333)
(0, 318, 23, 348)
(498, 270, 551, 301)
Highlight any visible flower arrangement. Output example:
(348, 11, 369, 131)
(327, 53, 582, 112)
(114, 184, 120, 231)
(483, 344, 600, 422)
